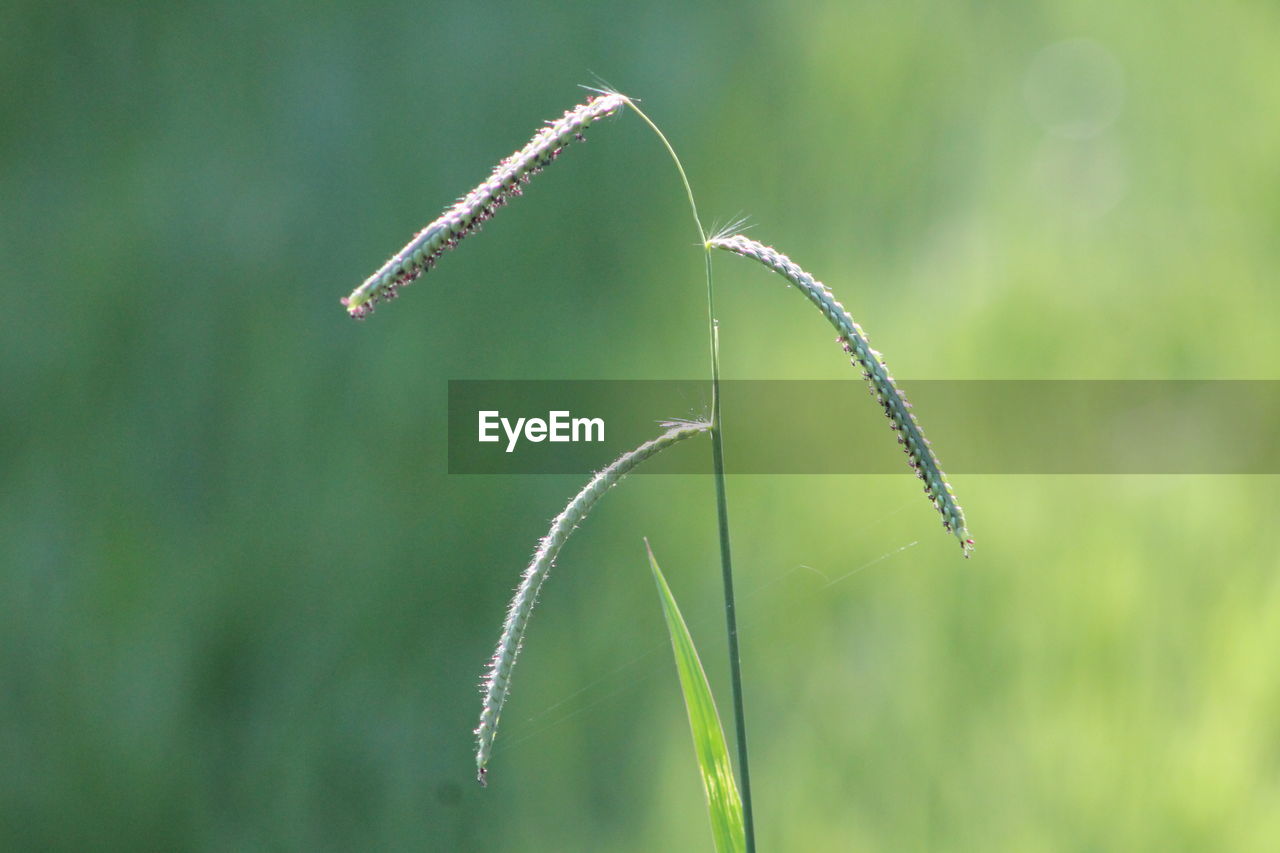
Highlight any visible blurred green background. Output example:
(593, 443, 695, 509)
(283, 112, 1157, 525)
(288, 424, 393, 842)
(3, 2, 1279, 850)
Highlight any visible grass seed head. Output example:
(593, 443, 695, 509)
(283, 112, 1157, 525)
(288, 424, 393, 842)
(709, 233, 972, 556)
(474, 419, 710, 784)
(344, 93, 626, 319)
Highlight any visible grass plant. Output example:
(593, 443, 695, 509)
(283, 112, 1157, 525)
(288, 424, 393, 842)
(346, 90, 972, 850)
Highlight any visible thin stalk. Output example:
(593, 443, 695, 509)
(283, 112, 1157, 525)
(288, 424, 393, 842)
(621, 95, 756, 852)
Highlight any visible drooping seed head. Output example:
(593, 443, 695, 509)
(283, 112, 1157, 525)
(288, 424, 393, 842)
(344, 92, 627, 319)
(475, 419, 710, 785)
(709, 233, 972, 556)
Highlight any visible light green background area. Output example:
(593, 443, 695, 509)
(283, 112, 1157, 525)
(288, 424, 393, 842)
(3, 2, 1278, 850)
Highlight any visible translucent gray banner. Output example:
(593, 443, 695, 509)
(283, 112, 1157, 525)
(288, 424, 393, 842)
(447, 380, 1280, 474)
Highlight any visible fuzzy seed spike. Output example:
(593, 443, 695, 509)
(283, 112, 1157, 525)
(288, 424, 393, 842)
(344, 93, 626, 318)
(709, 234, 972, 556)
(474, 419, 711, 783)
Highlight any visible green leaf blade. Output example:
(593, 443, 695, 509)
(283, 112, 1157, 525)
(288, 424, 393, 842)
(645, 539, 746, 853)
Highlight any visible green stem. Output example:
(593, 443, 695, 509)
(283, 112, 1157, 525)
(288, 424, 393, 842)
(623, 96, 756, 853)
